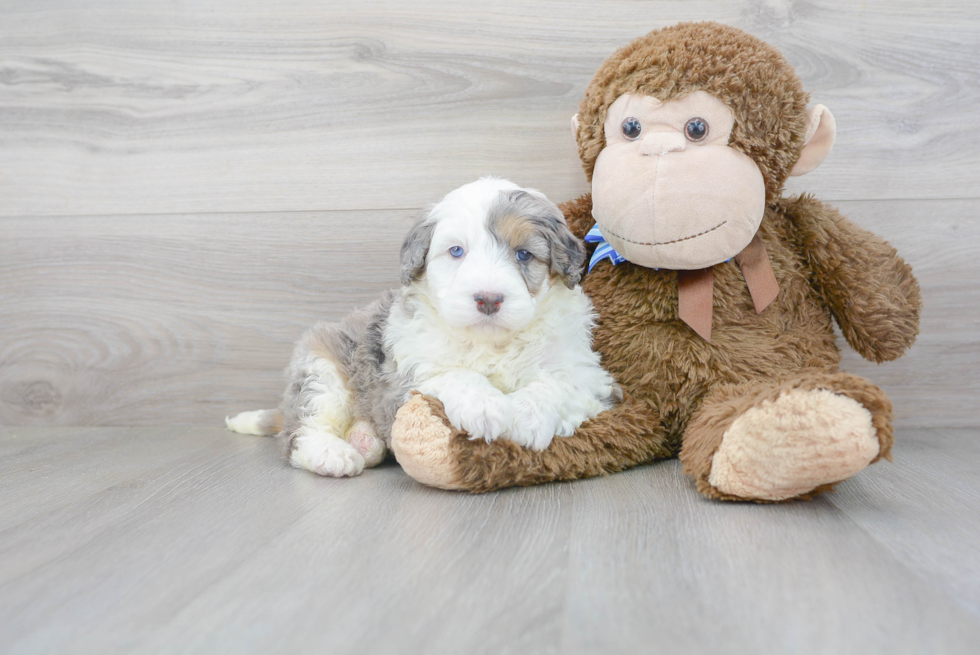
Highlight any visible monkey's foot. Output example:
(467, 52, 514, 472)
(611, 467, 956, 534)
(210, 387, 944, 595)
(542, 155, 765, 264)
(707, 388, 880, 501)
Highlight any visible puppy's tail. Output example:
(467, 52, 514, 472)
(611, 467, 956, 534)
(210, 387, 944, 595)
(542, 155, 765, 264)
(225, 409, 283, 436)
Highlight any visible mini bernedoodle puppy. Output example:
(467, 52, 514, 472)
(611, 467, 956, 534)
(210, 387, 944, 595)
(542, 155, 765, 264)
(227, 178, 620, 477)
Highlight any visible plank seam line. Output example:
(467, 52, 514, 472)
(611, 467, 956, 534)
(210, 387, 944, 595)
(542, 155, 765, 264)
(2, 196, 979, 221)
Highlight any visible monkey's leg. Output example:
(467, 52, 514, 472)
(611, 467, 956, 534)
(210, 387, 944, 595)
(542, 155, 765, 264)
(390, 393, 668, 493)
(679, 372, 893, 502)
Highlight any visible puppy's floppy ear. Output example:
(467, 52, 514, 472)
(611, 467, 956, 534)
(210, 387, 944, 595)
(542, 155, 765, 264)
(399, 210, 436, 286)
(508, 190, 586, 289)
(547, 216, 587, 289)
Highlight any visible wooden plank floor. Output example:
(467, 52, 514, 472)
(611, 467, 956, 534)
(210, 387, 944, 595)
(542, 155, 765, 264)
(2, 425, 979, 654)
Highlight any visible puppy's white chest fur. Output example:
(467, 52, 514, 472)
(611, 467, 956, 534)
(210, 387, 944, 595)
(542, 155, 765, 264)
(387, 283, 599, 396)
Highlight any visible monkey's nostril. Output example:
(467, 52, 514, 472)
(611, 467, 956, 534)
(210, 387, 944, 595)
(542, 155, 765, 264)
(474, 292, 505, 315)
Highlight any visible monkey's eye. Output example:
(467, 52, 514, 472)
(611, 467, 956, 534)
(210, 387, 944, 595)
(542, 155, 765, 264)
(449, 246, 465, 258)
(621, 117, 642, 140)
(516, 249, 532, 262)
(684, 117, 708, 142)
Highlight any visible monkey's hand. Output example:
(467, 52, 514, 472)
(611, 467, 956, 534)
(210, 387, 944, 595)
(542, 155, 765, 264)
(784, 195, 921, 363)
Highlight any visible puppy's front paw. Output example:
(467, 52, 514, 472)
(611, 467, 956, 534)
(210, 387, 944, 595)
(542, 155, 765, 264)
(444, 391, 514, 443)
(507, 399, 559, 451)
(290, 429, 365, 477)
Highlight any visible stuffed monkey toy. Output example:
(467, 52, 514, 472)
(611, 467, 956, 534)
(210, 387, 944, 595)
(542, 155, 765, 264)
(390, 22, 921, 501)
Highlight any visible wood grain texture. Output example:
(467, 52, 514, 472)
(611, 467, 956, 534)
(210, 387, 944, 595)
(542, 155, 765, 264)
(2, 199, 974, 427)
(0, 210, 414, 425)
(0, 0, 978, 218)
(1, 425, 979, 653)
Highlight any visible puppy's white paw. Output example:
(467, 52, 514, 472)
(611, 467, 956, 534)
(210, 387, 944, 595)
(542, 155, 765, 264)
(507, 399, 560, 451)
(443, 390, 514, 443)
(347, 420, 386, 467)
(290, 429, 365, 477)
(417, 373, 514, 442)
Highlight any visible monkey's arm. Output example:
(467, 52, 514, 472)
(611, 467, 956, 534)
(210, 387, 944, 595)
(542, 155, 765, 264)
(391, 393, 668, 492)
(783, 195, 921, 363)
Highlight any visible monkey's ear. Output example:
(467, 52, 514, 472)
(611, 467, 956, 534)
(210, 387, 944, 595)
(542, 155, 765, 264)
(571, 113, 581, 144)
(789, 105, 836, 177)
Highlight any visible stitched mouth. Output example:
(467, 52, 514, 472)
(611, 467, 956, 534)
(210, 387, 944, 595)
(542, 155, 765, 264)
(603, 221, 727, 247)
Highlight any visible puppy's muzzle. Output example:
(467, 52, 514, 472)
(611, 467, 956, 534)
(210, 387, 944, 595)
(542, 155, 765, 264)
(474, 292, 505, 315)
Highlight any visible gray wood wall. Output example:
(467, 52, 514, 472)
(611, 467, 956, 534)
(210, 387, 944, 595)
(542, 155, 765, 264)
(2, 0, 978, 427)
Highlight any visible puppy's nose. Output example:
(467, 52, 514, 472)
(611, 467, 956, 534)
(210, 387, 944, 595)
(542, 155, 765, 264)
(474, 292, 505, 315)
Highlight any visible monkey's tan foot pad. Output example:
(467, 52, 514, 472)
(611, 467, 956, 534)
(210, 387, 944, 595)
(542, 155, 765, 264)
(708, 388, 880, 501)
(391, 394, 467, 490)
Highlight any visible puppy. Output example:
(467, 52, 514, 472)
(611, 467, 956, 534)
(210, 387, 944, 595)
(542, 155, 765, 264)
(226, 178, 620, 477)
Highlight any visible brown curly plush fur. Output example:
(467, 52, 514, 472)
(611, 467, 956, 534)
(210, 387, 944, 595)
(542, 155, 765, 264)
(390, 22, 922, 500)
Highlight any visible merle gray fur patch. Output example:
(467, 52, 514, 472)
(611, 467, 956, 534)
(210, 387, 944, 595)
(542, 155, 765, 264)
(277, 290, 413, 457)
(487, 190, 586, 290)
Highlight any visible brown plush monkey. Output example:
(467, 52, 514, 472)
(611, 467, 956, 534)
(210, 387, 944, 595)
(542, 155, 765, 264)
(389, 22, 921, 501)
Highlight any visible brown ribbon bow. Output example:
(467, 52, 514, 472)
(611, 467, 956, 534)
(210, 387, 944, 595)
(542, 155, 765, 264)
(676, 234, 779, 342)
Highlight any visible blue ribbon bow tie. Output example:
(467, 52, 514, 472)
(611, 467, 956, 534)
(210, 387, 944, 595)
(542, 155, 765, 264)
(584, 224, 627, 272)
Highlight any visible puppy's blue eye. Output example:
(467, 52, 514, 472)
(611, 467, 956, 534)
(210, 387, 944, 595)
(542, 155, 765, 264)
(449, 246, 465, 258)
(516, 249, 532, 262)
